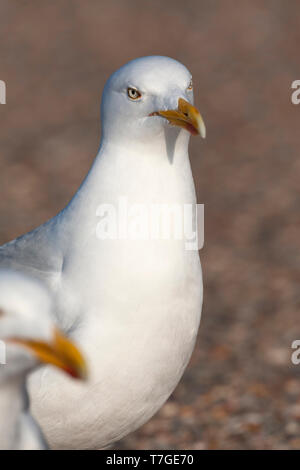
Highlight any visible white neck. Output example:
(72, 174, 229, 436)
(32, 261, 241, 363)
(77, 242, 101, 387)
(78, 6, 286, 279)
(0, 374, 26, 450)
(61, 127, 195, 231)
(51, 127, 198, 331)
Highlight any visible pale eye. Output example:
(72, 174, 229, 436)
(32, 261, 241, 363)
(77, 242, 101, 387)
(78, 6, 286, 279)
(187, 79, 193, 91)
(127, 87, 142, 100)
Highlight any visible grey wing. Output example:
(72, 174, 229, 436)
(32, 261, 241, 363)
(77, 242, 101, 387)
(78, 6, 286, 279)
(0, 217, 63, 286)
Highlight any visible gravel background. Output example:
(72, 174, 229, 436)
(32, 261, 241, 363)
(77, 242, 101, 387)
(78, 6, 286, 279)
(0, 0, 300, 449)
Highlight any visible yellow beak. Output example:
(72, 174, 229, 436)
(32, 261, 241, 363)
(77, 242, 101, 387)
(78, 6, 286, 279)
(150, 98, 206, 138)
(10, 327, 87, 380)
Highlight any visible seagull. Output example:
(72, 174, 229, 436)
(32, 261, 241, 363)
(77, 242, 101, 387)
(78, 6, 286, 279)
(0, 56, 205, 449)
(0, 269, 87, 450)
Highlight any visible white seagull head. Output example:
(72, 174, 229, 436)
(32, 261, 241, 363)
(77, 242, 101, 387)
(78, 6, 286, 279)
(0, 270, 87, 381)
(101, 56, 206, 146)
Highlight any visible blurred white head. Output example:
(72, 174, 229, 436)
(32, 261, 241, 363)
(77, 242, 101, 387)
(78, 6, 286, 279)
(0, 270, 87, 449)
(0, 270, 87, 381)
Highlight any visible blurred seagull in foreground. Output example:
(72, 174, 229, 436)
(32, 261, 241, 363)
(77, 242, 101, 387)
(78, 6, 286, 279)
(0, 269, 87, 450)
(0, 56, 205, 449)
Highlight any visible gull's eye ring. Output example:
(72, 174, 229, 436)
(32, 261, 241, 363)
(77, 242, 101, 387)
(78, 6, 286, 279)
(127, 87, 142, 100)
(187, 79, 193, 91)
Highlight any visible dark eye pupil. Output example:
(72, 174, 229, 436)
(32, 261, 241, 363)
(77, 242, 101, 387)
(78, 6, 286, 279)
(128, 88, 140, 99)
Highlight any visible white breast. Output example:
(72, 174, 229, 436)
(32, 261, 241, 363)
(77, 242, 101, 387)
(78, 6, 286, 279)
(29, 131, 203, 449)
(30, 243, 202, 449)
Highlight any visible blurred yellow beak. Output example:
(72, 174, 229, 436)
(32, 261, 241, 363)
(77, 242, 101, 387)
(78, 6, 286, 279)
(150, 98, 206, 138)
(10, 328, 87, 380)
